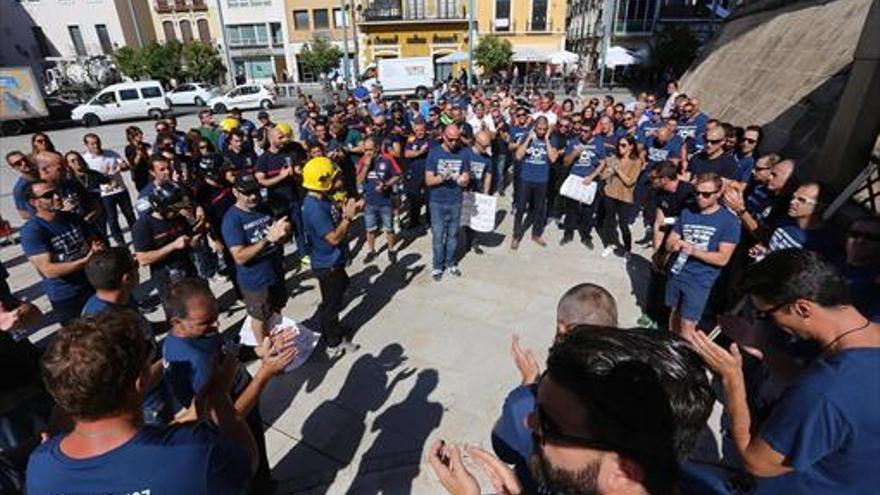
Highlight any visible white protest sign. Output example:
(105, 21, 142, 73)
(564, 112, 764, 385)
(559, 175, 598, 205)
(239, 314, 320, 373)
(460, 192, 497, 233)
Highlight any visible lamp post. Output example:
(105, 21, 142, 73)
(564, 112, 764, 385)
(467, 0, 476, 86)
(339, 0, 351, 86)
(214, 0, 235, 86)
(598, 0, 615, 89)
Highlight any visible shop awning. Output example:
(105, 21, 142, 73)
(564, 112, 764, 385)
(512, 46, 549, 63)
(547, 50, 579, 65)
(436, 51, 469, 63)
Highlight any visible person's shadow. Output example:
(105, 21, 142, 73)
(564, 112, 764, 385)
(347, 369, 443, 494)
(271, 344, 415, 494)
(342, 253, 424, 335)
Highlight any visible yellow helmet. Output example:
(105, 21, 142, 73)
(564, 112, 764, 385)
(275, 122, 293, 140)
(302, 157, 337, 192)
(219, 117, 240, 133)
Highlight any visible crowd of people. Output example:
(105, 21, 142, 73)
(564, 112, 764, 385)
(0, 77, 878, 494)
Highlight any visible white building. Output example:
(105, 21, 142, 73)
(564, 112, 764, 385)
(218, 0, 288, 83)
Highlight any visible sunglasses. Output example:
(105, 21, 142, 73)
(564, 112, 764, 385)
(37, 190, 61, 200)
(791, 195, 818, 205)
(694, 190, 719, 198)
(706, 139, 724, 145)
(848, 230, 880, 242)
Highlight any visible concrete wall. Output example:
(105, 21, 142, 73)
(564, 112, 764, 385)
(680, 0, 874, 166)
(21, 0, 137, 57)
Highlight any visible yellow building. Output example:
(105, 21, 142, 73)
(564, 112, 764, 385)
(354, 0, 566, 79)
(284, 0, 356, 82)
(149, 0, 222, 46)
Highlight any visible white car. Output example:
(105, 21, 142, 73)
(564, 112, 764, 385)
(207, 84, 276, 114)
(167, 82, 218, 106)
(71, 81, 169, 127)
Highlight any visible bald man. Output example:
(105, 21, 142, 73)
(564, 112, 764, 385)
(425, 124, 471, 280)
(687, 126, 738, 181)
(461, 131, 494, 256)
(34, 151, 103, 228)
(256, 126, 308, 260)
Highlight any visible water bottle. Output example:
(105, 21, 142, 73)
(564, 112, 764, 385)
(670, 252, 688, 275)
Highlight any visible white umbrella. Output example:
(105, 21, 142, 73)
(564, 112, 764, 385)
(604, 46, 640, 68)
(436, 51, 468, 64)
(512, 46, 549, 63)
(548, 50, 579, 65)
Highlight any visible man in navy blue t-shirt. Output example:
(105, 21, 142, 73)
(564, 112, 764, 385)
(302, 157, 361, 351)
(425, 124, 471, 280)
(357, 137, 401, 263)
(692, 250, 880, 495)
(403, 121, 432, 229)
(135, 155, 174, 218)
(20, 180, 104, 323)
(664, 173, 740, 340)
(561, 125, 606, 247)
(461, 131, 494, 255)
(511, 116, 558, 250)
(687, 127, 738, 182)
(27, 310, 256, 495)
(507, 109, 532, 204)
(222, 174, 291, 350)
(6, 150, 37, 220)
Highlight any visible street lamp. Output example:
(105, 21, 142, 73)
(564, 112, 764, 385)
(213, 0, 235, 87)
(467, 0, 475, 86)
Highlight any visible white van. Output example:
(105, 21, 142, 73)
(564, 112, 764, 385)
(364, 57, 434, 97)
(72, 80, 170, 127)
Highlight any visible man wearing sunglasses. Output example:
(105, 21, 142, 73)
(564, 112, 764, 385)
(21, 180, 105, 323)
(508, 109, 533, 203)
(687, 127, 738, 182)
(664, 173, 740, 340)
(843, 216, 880, 320)
(750, 182, 828, 259)
(562, 124, 607, 248)
(7, 151, 38, 220)
(734, 125, 762, 183)
(692, 249, 880, 495)
(512, 116, 558, 249)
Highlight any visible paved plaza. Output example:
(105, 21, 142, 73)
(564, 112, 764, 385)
(0, 107, 684, 494)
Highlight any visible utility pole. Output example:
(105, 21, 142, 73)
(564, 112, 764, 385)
(349, 0, 360, 79)
(214, 0, 235, 87)
(467, 0, 476, 86)
(126, 0, 144, 48)
(598, 0, 615, 88)
(340, 0, 351, 86)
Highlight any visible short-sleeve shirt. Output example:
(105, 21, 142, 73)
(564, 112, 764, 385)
(302, 194, 346, 270)
(13, 177, 35, 217)
(755, 349, 880, 495)
(519, 136, 552, 184)
(467, 148, 493, 192)
(508, 125, 531, 157)
(359, 155, 399, 208)
(735, 154, 756, 183)
(657, 181, 695, 219)
(689, 152, 738, 180)
(647, 135, 684, 165)
(256, 150, 297, 203)
(163, 333, 251, 406)
(82, 150, 127, 196)
(20, 213, 93, 302)
(425, 146, 471, 204)
(404, 136, 431, 184)
(768, 221, 807, 252)
(670, 207, 741, 287)
(222, 150, 257, 177)
(131, 214, 196, 283)
(135, 182, 159, 218)
(221, 205, 282, 291)
(491, 384, 538, 493)
(26, 423, 251, 495)
(565, 135, 607, 178)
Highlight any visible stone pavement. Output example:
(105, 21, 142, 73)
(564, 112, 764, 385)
(0, 101, 715, 494)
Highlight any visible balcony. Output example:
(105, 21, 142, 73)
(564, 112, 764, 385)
(154, 0, 208, 13)
(358, 1, 467, 25)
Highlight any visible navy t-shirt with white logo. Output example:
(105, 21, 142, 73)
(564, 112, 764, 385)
(467, 148, 493, 192)
(519, 136, 551, 184)
(425, 146, 471, 204)
(670, 207, 741, 287)
(20, 212, 93, 302)
(256, 150, 297, 203)
(132, 214, 196, 283)
(647, 135, 684, 165)
(362, 156, 398, 208)
(565, 135, 607, 177)
(221, 205, 282, 291)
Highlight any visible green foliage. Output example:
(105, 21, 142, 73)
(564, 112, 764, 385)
(299, 37, 343, 77)
(140, 41, 183, 82)
(182, 41, 226, 83)
(474, 35, 513, 74)
(651, 24, 699, 76)
(111, 46, 146, 79)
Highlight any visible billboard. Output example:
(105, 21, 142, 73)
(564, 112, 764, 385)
(0, 67, 48, 120)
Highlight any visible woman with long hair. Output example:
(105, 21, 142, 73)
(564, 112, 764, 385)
(123, 126, 151, 191)
(65, 150, 107, 234)
(600, 135, 643, 257)
(31, 132, 55, 155)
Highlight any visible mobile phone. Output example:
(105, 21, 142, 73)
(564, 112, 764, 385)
(707, 325, 734, 349)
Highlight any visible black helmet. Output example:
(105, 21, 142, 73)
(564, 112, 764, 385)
(149, 182, 188, 211)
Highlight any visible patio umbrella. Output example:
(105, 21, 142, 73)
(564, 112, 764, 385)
(548, 50, 579, 65)
(436, 52, 469, 64)
(604, 46, 641, 68)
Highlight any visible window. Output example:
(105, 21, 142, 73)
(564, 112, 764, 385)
(94, 92, 116, 104)
(197, 19, 211, 42)
(313, 9, 329, 29)
(333, 8, 344, 28)
(180, 20, 194, 43)
(32, 26, 50, 57)
(531, 0, 548, 31)
(94, 24, 113, 54)
(270, 22, 282, 46)
(68, 25, 86, 56)
(174, 84, 193, 93)
(119, 89, 139, 101)
(163, 21, 177, 41)
(436, 0, 456, 18)
(293, 10, 309, 30)
(406, 0, 425, 19)
(226, 24, 268, 47)
(495, 0, 510, 31)
(141, 87, 162, 98)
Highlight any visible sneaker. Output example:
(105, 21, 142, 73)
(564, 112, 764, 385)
(447, 266, 462, 277)
(601, 246, 614, 258)
(432, 269, 443, 281)
(560, 235, 573, 246)
(510, 238, 520, 251)
(581, 237, 594, 250)
(338, 338, 361, 354)
(532, 236, 547, 247)
(388, 250, 398, 264)
(364, 251, 378, 263)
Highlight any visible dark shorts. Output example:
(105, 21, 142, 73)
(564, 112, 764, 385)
(241, 280, 288, 321)
(665, 276, 712, 322)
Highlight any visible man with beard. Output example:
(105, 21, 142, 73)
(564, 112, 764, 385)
(357, 137, 401, 263)
(511, 116, 558, 250)
(403, 120, 432, 229)
(431, 325, 693, 495)
(223, 130, 258, 177)
(135, 155, 174, 218)
(561, 124, 607, 248)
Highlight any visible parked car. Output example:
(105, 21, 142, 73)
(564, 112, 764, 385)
(207, 84, 276, 114)
(71, 80, 169, 127)
(167, 82, 219, 106)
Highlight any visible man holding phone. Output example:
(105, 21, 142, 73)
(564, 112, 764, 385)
(511, 116, 558, 250)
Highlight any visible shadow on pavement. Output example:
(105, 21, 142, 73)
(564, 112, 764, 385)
(342, 253, 424, 336)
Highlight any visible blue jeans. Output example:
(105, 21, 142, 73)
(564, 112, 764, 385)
(494, 153, 509, 194)
(101, 192, 136, 245)
(429, 200, 461, 271)
(288, 201, 310, 257)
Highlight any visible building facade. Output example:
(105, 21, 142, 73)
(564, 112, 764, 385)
(283, 0, 356, 82)
(150, 0, 221, 46)
(217, 0, 287, 83)
(475, 0, 568, 57)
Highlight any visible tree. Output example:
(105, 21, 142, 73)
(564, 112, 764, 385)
(474, 35, 513, 75)
(139, 41, 184, 83)
(299, 37, 343, 78)
(651, 24, 699, 77)
(112, 46, 146, 79)
(182, 41, 226, 83)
